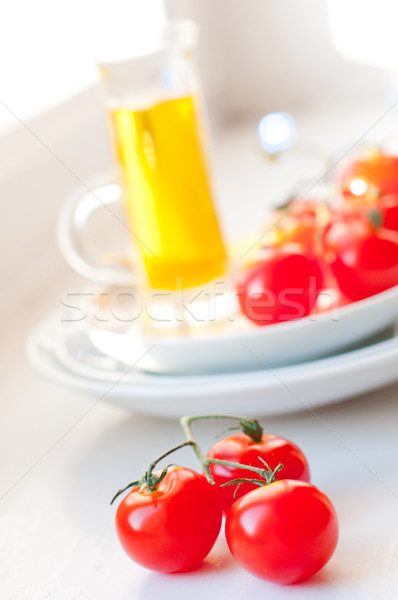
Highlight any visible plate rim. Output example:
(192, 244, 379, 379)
(27, 311, 398, 390)
(123, 284, 398, 347)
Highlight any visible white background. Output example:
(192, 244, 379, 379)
(2, 2, 398, 599)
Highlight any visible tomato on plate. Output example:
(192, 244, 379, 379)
(337, 152, 398, 234)
(115, 467, 222, 573)
(338, 191, 398, 234)
(338, 151, 398, 196)
(237, 245, 324, 325)
(268, 203, 318, 252)
(207, 432, 310, 512)
(379, 194, 398, 232)
(225, 480, 339, 584)
(310, 284, 352, 315)
(337, 179, 398, 234)
(322, 210, 398, 301)
(265, 199, 330, 256)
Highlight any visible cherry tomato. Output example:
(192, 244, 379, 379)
(267, 200, 330, 256)
(379, 193, 398, 232)
(115, 467, 222, 573)
(322, 211, 398, 301)
(207, 432, 310, 512)
(338, 152, 398, 196)
(338, 186, 398, 234)
(269, 207, 318, 253)
(237, 246, 323, 325)
(309, 265, 352, 314)
(310, 284, 352, 315)
(225, 480, 339, 584)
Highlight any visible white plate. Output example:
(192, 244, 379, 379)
(89, 285, 398, 374)
(26, 312, 398, 418)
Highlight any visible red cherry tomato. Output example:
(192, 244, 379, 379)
(311, 284, 352, 315)
(115, 467, 222, 573)
(274, 219, 317, 251)
(225, 480, 339, 584)
(267, 200, 330, 256)
(322, 211, 398, 301)
(337, 186, 398, 234)
(269, 205, 318, 252)
(377, 194, 398, 232)
(207, 432, 310, 512)
(237, 246, 323, 325)
(338, 152, 398, 196)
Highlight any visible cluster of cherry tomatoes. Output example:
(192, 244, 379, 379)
(238, 151, 398, 325)
(112, 415, 339, 585)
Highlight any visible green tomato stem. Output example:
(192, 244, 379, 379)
(180, 414, 264, 446)
(180, 415, 214, 483)
(204, 457, 283, 485)
(110, 440, 194, 504)
(180, 415, 281, 487)
(145, 440, 194, 479)
(112, 416, 280, 507)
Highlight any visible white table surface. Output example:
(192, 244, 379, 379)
(1, 87, 398, 599)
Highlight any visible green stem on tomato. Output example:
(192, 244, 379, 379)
(112, 416, 280, 506)
(204, 457, 283, 486)
(220, 478, 267, 488)
(180, 414, 264, 446)
(110, 440, 194, 504)
(180, 415, 281, 487)
(145, 440, 194, 481)
(180, 415, 214, 482)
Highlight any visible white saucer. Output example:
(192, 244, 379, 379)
(26, 312, 398, 418)
(89, 285, 398, 374)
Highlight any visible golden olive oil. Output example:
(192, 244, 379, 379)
(108, 96, 227, 290)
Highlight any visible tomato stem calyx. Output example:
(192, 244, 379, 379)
(180, 415, 279, 486)
(112, 416, 281, 507)
(110, 441, 194, 504)
(366, 207, 383, 229)
(208, 457, 283, 492)
(238, 417, 264, 443)
(221, 478, 268, 498)
(219, 460, 284, 497)
(180, 414, 264, 447)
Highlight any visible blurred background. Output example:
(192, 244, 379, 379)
(3, 5, 398, 597)
(1, 0, 396, 133)
(1, 0, 398, 340)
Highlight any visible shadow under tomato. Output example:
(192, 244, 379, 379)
(132, 540, 235, 599)
(164, 530, 235, 576)
(288, 565, 339, 587)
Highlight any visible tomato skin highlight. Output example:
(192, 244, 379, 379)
(237, 246, 323, 325)
(225, 480, 339, 584)
(337, 153, 398, 232)
(115, 467, 222, 573)
(338, 153, 398, 196)
(207, 433, 310, 512)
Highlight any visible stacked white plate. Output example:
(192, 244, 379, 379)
(27, 285, 398, 418)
